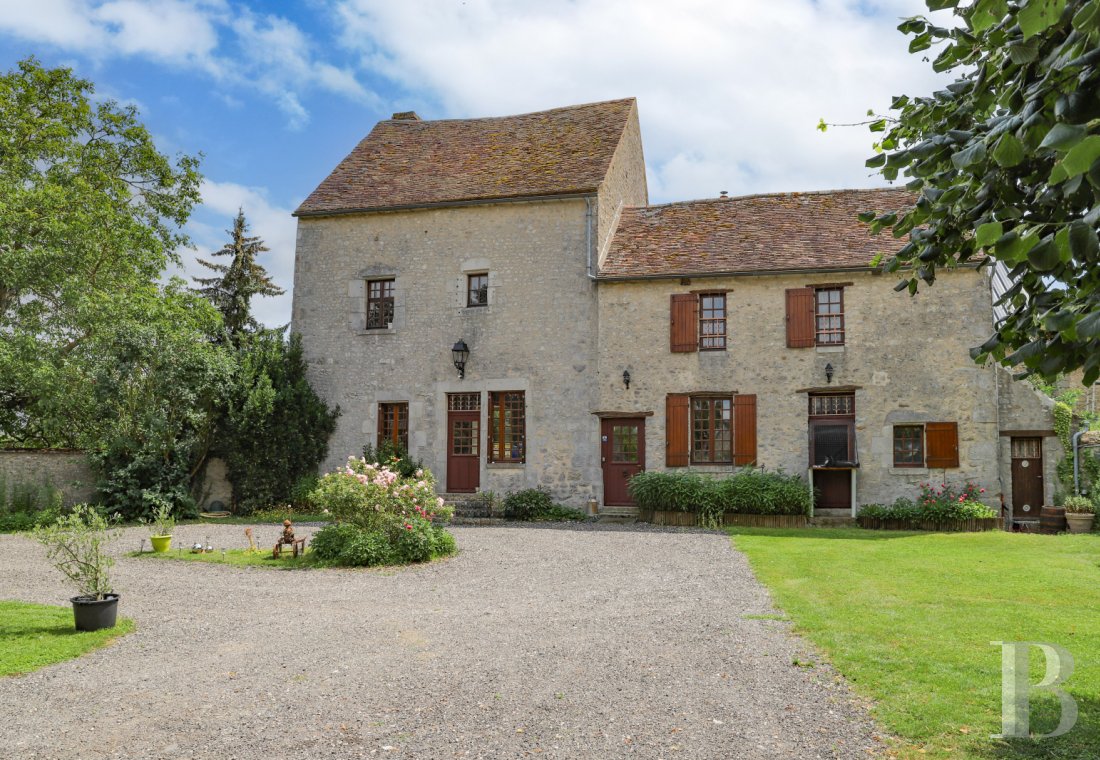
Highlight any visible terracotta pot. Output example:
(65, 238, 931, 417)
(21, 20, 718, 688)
(1065, 512, 1096, 534)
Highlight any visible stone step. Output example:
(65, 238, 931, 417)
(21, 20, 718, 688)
(809, 516, 858, 527)
(598, 506, 639, 519)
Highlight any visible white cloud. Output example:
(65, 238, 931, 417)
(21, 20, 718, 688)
(334, 0, 951, 201)
(174, 179, 297, 328)
(0, 0, 371, 127)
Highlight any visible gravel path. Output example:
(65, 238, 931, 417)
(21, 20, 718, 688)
(0, 523, 882, 759)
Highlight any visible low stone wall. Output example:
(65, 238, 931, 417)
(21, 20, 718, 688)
(0, 450, 97, 507)
(0, 450, 233, 510)
(638, 510, 808, 528)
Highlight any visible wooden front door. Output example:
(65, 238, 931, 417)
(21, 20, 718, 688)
(1011, 437, 1043, 519)
(601, 418, 645, 506)
(447, 393, 481, 493)
(814, 469, 852, 510)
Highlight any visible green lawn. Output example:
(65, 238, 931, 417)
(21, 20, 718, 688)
(129, 547, 318, 569)
(0, 600, 134, 677)
(728, 528, 1099, 760)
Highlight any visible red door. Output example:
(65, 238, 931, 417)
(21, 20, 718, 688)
(1011, 437, 1043, 519)
(601, 418, 645, 506)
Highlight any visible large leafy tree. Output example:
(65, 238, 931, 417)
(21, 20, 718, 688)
(193, 209, 284, 343)
(866, 1, 1100, 384)
(0, 57, 202, 445)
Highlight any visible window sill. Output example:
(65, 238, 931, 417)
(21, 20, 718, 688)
(890, 467, 928, 475)
(487, 462, 525, 470)
(357, 326, 397, 336)
(815, 345, 845, 353)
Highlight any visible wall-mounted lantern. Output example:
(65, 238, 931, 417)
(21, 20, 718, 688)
(622, 370, 631, 389)
(825, 362, 834, 384)
(452, 339, 469, 379)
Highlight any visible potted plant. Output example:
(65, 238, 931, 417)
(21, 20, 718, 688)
(34, 504, 121, 631)
(147, 495, 175, 552)
(1064, 495, 1096, 534)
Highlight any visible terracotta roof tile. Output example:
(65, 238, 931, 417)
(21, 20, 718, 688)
(599, 188, 914, 278)
(295, 98, 637, 216)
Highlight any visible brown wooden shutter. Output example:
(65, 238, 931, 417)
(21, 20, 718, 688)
(925, 422, 959, 468)
(733, 394, 757, 466)
(785, 287, 816, 348)
(666, 394, 690, 466)
(670, 294, 699, 353)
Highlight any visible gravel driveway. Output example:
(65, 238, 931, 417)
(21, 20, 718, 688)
(0, 523, 881, 759)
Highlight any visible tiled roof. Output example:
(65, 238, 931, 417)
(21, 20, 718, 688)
(599, 188, 914, 278)
(295, 98, 637, 216)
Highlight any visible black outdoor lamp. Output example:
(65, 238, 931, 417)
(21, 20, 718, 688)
(622, 370, 631, 389)
(825, 362, 834, 384)
(452, 339, 470, 379)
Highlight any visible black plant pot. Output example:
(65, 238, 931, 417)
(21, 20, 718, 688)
(71, 593, 120, 632)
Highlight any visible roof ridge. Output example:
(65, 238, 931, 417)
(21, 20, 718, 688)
(626, 186, 910, 212)
(384, 97, 637, 126)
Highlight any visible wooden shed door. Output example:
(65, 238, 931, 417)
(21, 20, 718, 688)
(602, 418, 645, 506)
(1011, 437, 1043, 519)
(447, 393, 481, 493)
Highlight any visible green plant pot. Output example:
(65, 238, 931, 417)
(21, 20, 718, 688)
(150, 535, 173, 552)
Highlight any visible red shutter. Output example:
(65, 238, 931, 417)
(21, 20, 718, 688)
(926, 422, 959, 468)
(666, 394, 690, 466)
(785, 287, 816, 348)
(670, 294, 699, 353)
(733, 394, 757, 466)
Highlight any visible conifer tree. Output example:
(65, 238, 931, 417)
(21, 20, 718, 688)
(194, 209, 284, 342)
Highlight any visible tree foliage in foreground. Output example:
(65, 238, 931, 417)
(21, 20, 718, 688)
(0, 57, 203, 446)
(866, 0, 1100, 384)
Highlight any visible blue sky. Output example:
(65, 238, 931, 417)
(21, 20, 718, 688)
(0, 0, 945, 325)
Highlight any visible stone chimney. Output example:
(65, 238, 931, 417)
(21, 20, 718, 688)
(719, 190, 729, 200)
(391, 111, 421, 121)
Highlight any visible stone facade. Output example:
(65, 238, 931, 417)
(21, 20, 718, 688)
(292, 98, 1056, 514)
(596, 267, 1054, 512)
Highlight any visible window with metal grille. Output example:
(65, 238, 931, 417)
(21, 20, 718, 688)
(366, 279, 395, 329)
(893, 425, 924, 467)
(378, 402, 408, 450)
(691, 397, 732, 463)
(488, 391, 525, 463)
(448, 392, 481, 411)
(809, 394, 854, 416)
(467, 273, 488, 307)
(814, 287, 844, 345)
(699, 293, 727, 350)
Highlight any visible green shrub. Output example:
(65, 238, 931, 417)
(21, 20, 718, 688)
(501, 488, 586, 521)
(362, 440, 422, 479)
(628, 469, 813, 521)
(288, 474, 319, 510)
(859, 484, 997, 521)
(1063, 495, 1095, 514)
(306, 456, 455, 566)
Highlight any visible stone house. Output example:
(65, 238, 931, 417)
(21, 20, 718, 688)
(291, 98, 1056, 521)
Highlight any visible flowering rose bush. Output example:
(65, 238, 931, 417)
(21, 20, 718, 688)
(308, 456, 455, 566)
(860, 481, 996, 521)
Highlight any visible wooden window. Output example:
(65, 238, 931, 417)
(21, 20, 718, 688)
(809, 393, 855, 466)
(692, 397, 733, 463)
(785, 287, 816, 347)
(926, 422, 960, 468)
(809, 394, 854, 416)
(815, 287, 845, 345)
(447, 392, 480, 411)
(699, 293, 727, 350)
(488, 391, 525, 463)
(670, 294, 699, 352)
(467, 273, 488, 307)
(366, 279, 395, 329)
(377, 402, 408, 450)
(893, 425, 924, 467)
(1011, 438, 1041, 459)
(668, 393, 755, 467)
